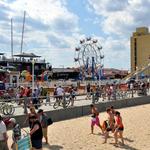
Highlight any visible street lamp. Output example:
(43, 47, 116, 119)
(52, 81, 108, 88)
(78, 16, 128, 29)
(32, 59, 35, 93)
(97, 65, 102, 87)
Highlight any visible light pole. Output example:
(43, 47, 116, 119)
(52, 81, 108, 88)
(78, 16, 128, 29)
(136, 66, 138, 81)
(32, 59, 35, 93)
(98, 65, 102, 87)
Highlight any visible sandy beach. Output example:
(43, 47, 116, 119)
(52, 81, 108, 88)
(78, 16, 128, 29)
(7, 104, 150, 150)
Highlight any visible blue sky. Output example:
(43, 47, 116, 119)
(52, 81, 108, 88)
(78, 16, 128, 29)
(0, 0, 150, 70)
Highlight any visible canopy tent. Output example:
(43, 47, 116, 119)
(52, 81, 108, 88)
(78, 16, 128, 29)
(13, 52, 41, 58)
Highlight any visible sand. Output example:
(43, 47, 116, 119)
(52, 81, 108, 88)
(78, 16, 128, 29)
(7, 104, 150, 150)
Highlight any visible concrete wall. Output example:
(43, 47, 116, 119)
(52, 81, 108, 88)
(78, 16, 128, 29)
(14, 95, 150, 127)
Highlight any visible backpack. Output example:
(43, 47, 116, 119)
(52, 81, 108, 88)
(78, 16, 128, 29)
(47, 118, 53, 126)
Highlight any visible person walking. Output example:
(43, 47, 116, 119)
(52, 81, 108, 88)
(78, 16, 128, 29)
(86, 83, 91, 100)
(114, 111, 124, 146)
(90, 104, 103, 134)
(103, 108, 115, 144)
(32, 89, 39, 109)
(30, 115, 43, 150)
(38, 109, 48, 144)
(9, 118, 21, 150)
(24, 107, 37, 128)
(0, 115, 9, 150)
(56, 85, 64, 102)
(69, 86, 76, 106)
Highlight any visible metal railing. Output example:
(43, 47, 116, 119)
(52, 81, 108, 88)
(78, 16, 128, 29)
(0, 87, 149, 116)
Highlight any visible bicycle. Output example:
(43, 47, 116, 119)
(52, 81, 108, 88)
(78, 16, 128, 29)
(53, 94, 71, 109)
(91, 92, 100, 103)
(0, 102, 15, 115)
(115, 90, 129, 100)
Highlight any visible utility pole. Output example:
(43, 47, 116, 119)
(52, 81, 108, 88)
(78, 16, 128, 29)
(11, 18, 13, 60)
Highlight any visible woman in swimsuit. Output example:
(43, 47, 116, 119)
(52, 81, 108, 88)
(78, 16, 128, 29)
(114, 111, 124, 146)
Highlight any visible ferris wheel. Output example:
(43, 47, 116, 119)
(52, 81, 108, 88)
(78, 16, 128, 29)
(74, 37, 104, 79)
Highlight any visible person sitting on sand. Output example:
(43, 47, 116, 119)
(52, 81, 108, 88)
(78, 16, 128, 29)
(90, 104, 103, 134)
(114, 111, 124, 146)
(102, 108, 115, 143)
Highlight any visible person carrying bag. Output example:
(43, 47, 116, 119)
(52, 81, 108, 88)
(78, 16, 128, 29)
(38, 109, 53, 145)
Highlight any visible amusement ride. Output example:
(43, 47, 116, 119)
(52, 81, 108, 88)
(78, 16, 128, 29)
(74, 37, 104, 80)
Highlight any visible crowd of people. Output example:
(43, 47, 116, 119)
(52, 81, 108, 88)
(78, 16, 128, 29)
(0, 107, 51, 150)
(86, 81, 149, 101)
(90, 104, 124, 146)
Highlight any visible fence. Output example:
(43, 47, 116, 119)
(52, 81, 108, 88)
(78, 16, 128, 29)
(0, 87, 149, 116)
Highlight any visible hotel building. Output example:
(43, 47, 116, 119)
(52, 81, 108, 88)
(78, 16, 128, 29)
(131, 27, 150, 75)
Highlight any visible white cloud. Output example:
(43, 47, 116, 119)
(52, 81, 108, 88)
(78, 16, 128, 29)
(88, 0, 150, 35)
(87, 0, 150, 70)
(1, 0, 149, 70)
(0, 0, 81, 67)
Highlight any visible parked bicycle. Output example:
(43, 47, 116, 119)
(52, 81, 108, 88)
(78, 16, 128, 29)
(0, 102, 15, 115)
(53, 94, 71, 109)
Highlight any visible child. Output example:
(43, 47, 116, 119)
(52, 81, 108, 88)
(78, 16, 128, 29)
(90, 104, 103, 134)
(114, 111, 124, 146)
(103, 108, 115, 144)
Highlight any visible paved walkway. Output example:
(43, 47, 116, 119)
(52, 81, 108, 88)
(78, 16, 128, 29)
(7, 90, 149, 116)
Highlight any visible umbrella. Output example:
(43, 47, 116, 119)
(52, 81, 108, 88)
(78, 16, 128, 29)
(3, 66, 16, 70)
(0, 68, 8, 73)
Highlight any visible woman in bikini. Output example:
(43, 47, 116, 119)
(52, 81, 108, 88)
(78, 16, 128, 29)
(114, 111, 124, 146)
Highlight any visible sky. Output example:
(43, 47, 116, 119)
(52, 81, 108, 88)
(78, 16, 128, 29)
(0, 0, 150, 70)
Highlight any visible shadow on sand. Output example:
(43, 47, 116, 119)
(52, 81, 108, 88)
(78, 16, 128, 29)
(43, 144, 63, 150)
(124, 137, 134, 143)
(110, 142, 139, 150)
